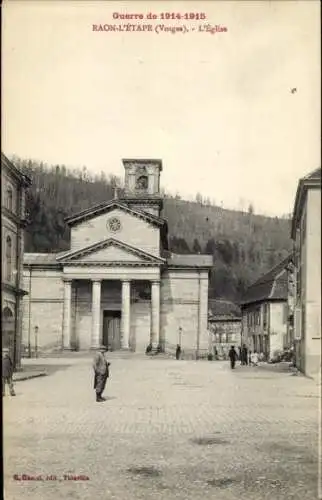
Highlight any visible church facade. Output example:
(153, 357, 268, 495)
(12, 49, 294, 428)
(22, 159, 213, 357)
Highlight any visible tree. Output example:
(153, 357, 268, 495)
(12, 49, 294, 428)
(248, 203, 254, 215)
(195, 192, 203, 204)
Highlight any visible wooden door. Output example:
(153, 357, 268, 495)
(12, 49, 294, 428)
(103, 312, 121, 351)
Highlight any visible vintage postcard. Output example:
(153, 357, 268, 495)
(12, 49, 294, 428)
(2, 1, 321, 499)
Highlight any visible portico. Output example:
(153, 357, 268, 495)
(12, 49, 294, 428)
(61, 266, 161, 351)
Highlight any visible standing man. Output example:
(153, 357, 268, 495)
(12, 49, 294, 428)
(93, 346, 110, 402)
(2, 348, 16, 397)
(241, 344, 248, 366)
(228, 345, 238, 370)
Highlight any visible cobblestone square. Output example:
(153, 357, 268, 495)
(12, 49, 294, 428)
(3, 356, 321, 500)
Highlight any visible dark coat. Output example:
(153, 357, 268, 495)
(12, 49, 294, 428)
(93, 352, 110, 375)
(2, 355, 13, 378)
(228, 348, 237, 361)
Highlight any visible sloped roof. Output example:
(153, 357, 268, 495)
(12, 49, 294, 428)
(64, 200, 166, 227)
(24, 250, 213, 269)
(240, 256, 290, 306)
(291, 167, 321, 239)
(24, 253, 63, 266)
(167, 253, 213, 268)
(208, 299, 241, 319)
(303, 167, 321, 181)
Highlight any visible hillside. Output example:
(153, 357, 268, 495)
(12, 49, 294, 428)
(13, 157, 293, 302)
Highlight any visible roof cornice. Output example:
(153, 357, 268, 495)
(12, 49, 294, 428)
(291, 173, 321, 239)
(1, 153, 32, 186)
(62, 261, 163, 268)
(57, 237, 166, 264)
(65, 200, 165, 227)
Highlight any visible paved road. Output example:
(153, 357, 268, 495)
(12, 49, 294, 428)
(3, 356, 321, 500)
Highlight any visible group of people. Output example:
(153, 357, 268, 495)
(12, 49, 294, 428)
(228, 344, 261, 370)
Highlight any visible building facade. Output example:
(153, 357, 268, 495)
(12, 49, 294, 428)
(208, 299, 241, 358)
(240, 257, 291, 360)
(291, 167, 321, 379)
(1, 153, 31, 368)
(22, 159, 213, 357)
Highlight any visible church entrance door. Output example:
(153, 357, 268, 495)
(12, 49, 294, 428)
(103, 310, 121, 351)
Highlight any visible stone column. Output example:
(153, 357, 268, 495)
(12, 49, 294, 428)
(121, 280, 131, 349)
(91, 280, 102, 349)
(151, 280, 160, 350)
(63, 279, 72, 350)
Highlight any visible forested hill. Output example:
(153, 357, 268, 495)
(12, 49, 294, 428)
(14, 157, 292, 302)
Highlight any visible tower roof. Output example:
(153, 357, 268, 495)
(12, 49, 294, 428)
(122, 159, 162, 171)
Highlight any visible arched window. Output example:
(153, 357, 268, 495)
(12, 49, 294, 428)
(2, 306, 15, 353)
(6, 236, 12, 281)
(6, 187, 13, 211)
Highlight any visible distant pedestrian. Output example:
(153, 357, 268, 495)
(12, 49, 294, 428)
(145, 343, 152, 354)
(2, 348, 16, 397)
(228, 345, 238, 369)
(176, 344, 182, 360)
(241, 344, 248, 366)
(248, 350, 252, 365)
(93, 346, 110, 402)
(250, 351, 259, 366)
(238, 346, 242, 363)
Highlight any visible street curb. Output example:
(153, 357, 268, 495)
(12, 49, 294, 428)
(13, 371, 47, 382)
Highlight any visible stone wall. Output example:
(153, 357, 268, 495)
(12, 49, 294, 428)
(22, 268, 210, 356)
(304, 188, 321, 378)
(70, 208, 160, 256)
(22, 268, 64, 352)
(269, 302, 287, 356)
(160, 269, 209, 358)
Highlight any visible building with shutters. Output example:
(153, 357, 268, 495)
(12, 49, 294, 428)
(240, 257, 292, 360)
(291, 167, 321, 378)
(1, 153, 31, 369)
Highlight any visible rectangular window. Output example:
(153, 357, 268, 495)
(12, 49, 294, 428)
(263, 304, 268, 329)
(283, 303, 288, 324)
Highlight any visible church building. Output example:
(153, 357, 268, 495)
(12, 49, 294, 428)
(22, 159, 213, 357)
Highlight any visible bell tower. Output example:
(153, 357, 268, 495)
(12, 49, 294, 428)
(122, 159, 163, 217)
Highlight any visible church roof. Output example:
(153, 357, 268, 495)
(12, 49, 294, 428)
(24, 253, 63, 266)
(167, 253, 213, 268)
(65, 200, 166, 228)
(24, 250, 213, 268)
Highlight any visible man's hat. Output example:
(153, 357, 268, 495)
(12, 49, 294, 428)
(98, 345, 108, 351)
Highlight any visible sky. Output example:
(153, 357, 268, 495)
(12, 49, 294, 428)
(2, 0, 320, 217)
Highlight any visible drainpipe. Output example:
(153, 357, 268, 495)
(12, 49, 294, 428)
(196, 271, 201, 360)
(28, 266, 32, 358)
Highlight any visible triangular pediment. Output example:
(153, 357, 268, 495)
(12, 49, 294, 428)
(65, 200, 165, 228)
(56, 238, 166, 265)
